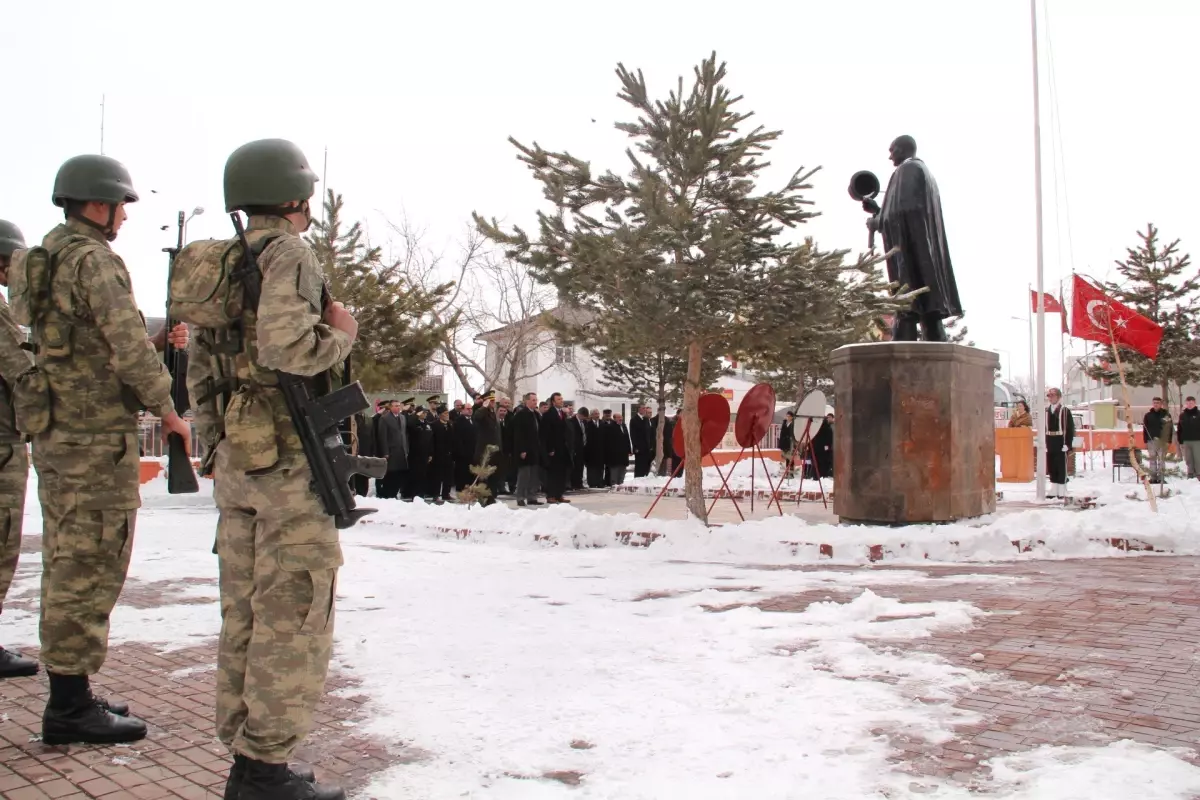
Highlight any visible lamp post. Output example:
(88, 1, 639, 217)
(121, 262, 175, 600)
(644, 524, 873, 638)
(183, 206, 204, 241)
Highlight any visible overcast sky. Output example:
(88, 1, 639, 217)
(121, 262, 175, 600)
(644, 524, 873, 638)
(6, 0, 1197, 393)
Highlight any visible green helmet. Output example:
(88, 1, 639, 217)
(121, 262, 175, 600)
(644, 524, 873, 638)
(0, 220, 24, 258)
(223, 138, 319, 213)
(52, 154, 139, 207)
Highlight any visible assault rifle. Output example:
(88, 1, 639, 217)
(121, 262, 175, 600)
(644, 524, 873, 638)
(162, 211, 200, 494)
(230, 213, 387, 529)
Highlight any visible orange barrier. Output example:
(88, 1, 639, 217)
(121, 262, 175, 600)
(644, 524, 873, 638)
(995, 428, 1034, 482)
(139, 458, 206, 485)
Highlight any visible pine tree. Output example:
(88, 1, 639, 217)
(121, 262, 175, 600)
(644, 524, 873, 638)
(586, 330, 725, 471)
(750, 237, 905, 402)
(944, 317, 973, 345)
(306, 190, 456, 392)
(1085, 224, 1200, 405)
(475, 54, 903, 522)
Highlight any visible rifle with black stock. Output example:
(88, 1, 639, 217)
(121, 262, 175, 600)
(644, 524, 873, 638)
(230, 212, 387, 529)
(162, 211, 200, 494)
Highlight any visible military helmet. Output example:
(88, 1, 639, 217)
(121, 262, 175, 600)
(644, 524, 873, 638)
(52, 154, 139, 207)
(0, 220, 25, 258)
(223, 138, 319, 213)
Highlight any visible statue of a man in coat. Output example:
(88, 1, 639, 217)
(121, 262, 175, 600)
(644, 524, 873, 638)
(866, 135, 963, 342)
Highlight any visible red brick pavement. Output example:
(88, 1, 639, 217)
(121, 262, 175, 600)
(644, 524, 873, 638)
(0, 539, 408, 799)
(740, 555, 1200, 787)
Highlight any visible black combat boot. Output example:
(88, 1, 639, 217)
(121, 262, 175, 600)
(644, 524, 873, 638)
(42, 672, 147, 745)
(0, 646, 38, 678)
(891, 313, 920, 342)
(224, 754, 322, 800)
(919, 314, 948, 342)
(238, 756, 345, 800)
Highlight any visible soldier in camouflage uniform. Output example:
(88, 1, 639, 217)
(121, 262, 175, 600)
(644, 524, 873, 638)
(25, 156, 194, 745)
(188, 139, 354, 800)
(0, 220, 38, 679)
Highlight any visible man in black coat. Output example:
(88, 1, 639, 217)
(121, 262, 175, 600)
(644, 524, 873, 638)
(428, 406, 455, 503)
(511, 393, 543, 506)
(605, 412, 633, 485)
(568, 407, 589, 490)
(402, 401, 431, 501)
(374, 399, 409, 499)
(540, 392, 571, 503)
(500, 404, 518, 494)
(472, 391, 504, 505)
(585, 409, 606, 487)
(778, 411, 796, 479)
(452, 400, 477, 491)
(629, 405, 654, 478)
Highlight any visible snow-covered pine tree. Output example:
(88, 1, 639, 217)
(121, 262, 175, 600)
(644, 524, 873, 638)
(475, 54, 900, 523)
(1085, 224, 1200, 404)
(306, 190, 455, 392)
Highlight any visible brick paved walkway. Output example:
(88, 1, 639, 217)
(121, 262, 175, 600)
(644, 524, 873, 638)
(6, 529, 1200, 796)
(0, 535, 403, 800)
(738, 555, 1200, 788)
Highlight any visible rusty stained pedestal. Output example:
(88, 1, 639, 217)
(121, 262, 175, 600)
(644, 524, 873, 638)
(831, 342, 1000, 524)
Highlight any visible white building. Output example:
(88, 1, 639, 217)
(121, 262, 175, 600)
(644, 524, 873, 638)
(475, 308, 641, 415)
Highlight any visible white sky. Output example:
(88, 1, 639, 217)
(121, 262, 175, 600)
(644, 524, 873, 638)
(6, 0, 1198, 392)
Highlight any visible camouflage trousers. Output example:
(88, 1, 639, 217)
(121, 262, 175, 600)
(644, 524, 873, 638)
(32, 431, 140, 674)
(0, 442, 30, 615)
(212, 439, 342, 764)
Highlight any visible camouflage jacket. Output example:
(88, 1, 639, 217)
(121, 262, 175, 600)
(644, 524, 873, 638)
(35, 220, 173, 434)
(0, 292, 33, 444)
(187, 216, 352, 465)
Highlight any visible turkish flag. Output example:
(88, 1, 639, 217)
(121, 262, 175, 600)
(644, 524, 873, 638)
(1030, 290, 1062, 313)
(1070, 275, 1164, 360)
(1029, 290, 1069, 333)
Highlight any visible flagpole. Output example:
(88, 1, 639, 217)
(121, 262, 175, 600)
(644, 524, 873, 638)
(1027, 283, 1035, 382)
(1031, 0, 1047, 501)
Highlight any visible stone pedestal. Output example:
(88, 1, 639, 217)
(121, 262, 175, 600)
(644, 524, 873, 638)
(830, 342, 1000, 525)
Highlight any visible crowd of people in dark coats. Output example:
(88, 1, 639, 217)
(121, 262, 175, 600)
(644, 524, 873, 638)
(344, 391, 686, 507)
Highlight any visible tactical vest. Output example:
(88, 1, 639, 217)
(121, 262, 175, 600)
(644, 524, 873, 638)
(19, 224, 144, 434)
(184, 227, 330, 460)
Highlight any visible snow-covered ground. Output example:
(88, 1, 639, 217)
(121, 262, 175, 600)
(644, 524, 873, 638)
(4, 466, 1200, 798)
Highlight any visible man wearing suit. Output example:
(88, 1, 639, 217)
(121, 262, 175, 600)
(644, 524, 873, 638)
(568, 407, 589, 490)
(629, 405, 654, 478)
(375, 399, 409, 499)
(605, 412, 633, 485)
(540, 392, 571, 504)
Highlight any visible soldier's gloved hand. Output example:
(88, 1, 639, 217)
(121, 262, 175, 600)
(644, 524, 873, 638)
(323, 301, 359, 340)
(161, 411, 193, 453)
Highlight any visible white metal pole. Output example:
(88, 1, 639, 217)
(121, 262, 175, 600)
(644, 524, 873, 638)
(1031, 0, 1047, 500)
(1027, 286, 1034, 386)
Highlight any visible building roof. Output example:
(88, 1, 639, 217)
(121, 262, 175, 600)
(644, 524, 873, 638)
(474, 305, 595, 343)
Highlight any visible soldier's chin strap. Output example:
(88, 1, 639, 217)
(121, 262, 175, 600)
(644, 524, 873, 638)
(68, 203, 118, 242)
(247, 200, 312, 232)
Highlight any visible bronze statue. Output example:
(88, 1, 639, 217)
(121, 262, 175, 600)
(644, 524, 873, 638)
(849, 136, 963, 342)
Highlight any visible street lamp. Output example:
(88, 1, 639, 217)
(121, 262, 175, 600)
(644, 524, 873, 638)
(183, 207, 204, 241)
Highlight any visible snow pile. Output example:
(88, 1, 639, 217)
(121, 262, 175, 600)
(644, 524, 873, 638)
(359, 469, 1200, 564)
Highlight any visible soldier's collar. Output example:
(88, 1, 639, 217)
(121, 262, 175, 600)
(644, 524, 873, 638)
(246, 215, 298, 235)
(64, 218, 113, 246)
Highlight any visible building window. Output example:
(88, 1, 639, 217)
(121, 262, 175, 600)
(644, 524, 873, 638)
(555, 345, 575, 364)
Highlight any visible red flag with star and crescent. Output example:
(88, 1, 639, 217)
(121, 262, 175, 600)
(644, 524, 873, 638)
(1069, 275, 1164, 360)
